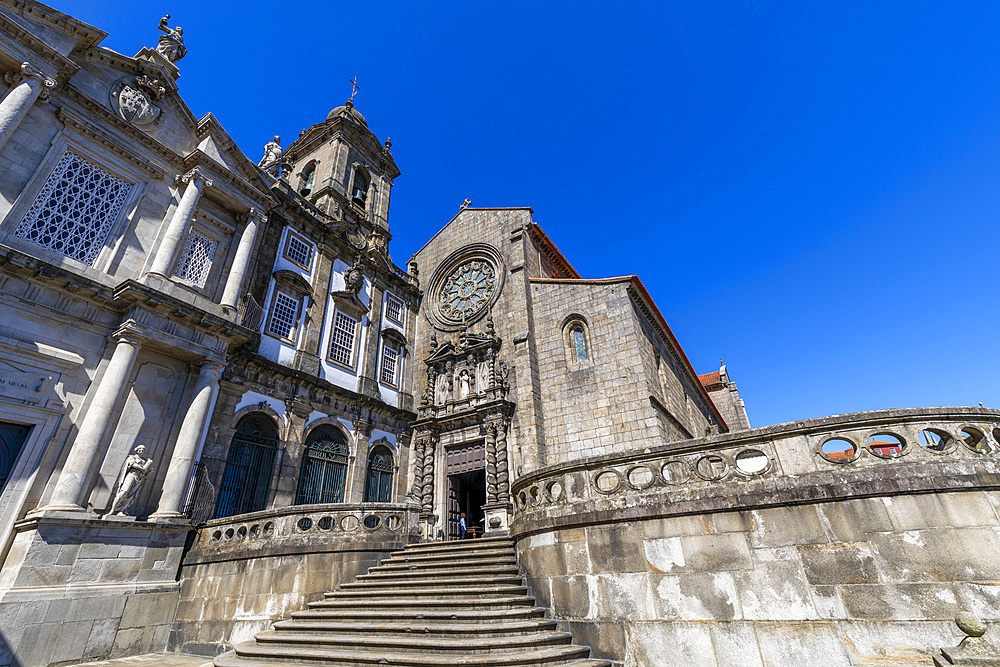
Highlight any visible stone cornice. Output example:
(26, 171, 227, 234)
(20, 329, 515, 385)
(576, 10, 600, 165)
(228, 348, 416, 423)
(54, 105, 168, 178)
(0, 0, 107, 54)
(181, 149, 273, 211)
(0, 12, 80, 82)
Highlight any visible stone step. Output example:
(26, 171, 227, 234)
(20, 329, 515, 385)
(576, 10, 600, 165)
(388, 538, 514, 557)
(384, 549, 516, 565)
(306, 595, 535, 611)
(359, 564, 523, 579)
(271, 618, 560, 637)
(323, 585, 529, 599)
(217, 642, 595, 666)
(289, 607, 549, 623)
(253, 629, 574, 653)
(343, 575, 525, 590)
(373, 555, 518, 571)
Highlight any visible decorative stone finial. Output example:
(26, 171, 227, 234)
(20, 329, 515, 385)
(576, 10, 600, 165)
(956, 612, 988, 640)
(384, 137, 392, 151)
(460, 198, 472, 210)
(155, 15, 186, 63)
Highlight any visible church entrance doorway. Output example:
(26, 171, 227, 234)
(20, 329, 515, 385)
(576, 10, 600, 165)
(0, 421, 31, 494)
(445, 441, 486, 540)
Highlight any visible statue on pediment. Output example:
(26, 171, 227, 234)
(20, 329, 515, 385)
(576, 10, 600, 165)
(258, 136, 282, 177)
(156, 15, 187, 63)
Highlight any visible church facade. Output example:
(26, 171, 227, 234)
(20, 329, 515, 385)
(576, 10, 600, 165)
(0, 3, 998, 666)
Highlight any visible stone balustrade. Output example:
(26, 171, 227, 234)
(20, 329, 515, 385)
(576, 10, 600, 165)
(185, 502, 420, 564)
(512, 406, 1000, 533)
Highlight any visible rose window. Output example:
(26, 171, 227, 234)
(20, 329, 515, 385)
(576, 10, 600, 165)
(438, 260, 497, 322)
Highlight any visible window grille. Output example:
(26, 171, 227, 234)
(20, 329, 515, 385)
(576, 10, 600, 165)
(380, 342, 399, 386)
(174, 229, 218, 288)
(213, 413, 278, 519)
(330, 310, 358, 367)
(296, 426, 349, 505)
(573, 327, 587, 361)
(363, 446, 393, 503)
(14, 152, 132, 265)
(266, 290, 299, 341)
(385, 294, 404, 325)
(285, 233, 313, 269)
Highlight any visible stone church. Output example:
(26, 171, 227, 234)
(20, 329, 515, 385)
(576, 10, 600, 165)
(0, 3, 997, 666)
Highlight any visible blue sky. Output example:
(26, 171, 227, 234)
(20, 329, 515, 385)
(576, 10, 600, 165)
(59, 1, 999, 426)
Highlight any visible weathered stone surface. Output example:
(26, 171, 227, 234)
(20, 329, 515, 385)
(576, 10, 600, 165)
(709, 622, 764, 667)
(798, 542, 879, 585)
(754, 621, 851, 666)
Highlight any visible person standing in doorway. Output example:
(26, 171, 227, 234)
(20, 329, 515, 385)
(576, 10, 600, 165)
(459, 513, 467, 539)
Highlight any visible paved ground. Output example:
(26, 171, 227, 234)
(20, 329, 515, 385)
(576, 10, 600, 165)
(73, 654, 212, 667)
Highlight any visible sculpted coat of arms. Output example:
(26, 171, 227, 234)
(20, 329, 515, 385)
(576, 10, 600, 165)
(109, 75, 165, 128)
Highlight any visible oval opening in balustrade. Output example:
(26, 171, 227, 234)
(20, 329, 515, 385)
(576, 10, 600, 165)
(994, 428, 1000, 447)
(529, 486, 541, 505)
(593, 470, 621, 494)
(211, 530, 222, 542)
(341, 515, 359, 531)
(694, 455, 729, 481)
(384, 515, 401, 531)
(734, 450, 769, 475)
(363, 515, 380, 530)
(961, 427, 990, 454)
(517, 490, 528, 510)
(223, 528, 234, 541)
(545, 480, 563, 503)
(626, 465, 655, 489)
(249, 524, 259, 538)
(820, 438, 856, 462)
(236, 526, 247, 540)
(317, 516, 333, 530)
(297, 517, 313, 531)
(262, 522, 274, 538)
(867, 433, 905, 458)
(661, 460, 688, 484)
(917, 428, 951, 453)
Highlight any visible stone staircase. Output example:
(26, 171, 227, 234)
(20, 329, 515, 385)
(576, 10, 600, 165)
(212, 536, 611, 666)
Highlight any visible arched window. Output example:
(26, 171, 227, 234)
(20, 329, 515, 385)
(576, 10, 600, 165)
(299, 162, 316, 197)
(363, 445, 393, 502)
(351, 168, 369, 207)
(562, 316, 591, 364)
(572, 326, 587, 361)
(296, 425, 349, 505)
(214, 413, 278, 518)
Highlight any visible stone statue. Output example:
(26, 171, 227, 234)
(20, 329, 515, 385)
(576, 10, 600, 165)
(156, 15, 187, 63)
(458, 369, 471, 400)
(258, 135, 282, 176)
(107, 445, 154, 517)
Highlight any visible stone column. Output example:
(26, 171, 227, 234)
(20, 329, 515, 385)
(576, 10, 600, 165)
(150, 360, 224, 520)
(408, 436, 426, 501)
(41, 333, 142, 513)
(347, 419, 373, 502)
(495, 421, 510, 503)
(0, 63, 55, 153)
(220, 208, 264, 308)
(147, 167, 212, 277)
(356, 282, 384, 397)
(483, 422, 498, 503)
(420, 433, 436, 515)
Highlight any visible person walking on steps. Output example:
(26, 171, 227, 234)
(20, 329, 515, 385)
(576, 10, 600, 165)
(459, 512, 467, 539)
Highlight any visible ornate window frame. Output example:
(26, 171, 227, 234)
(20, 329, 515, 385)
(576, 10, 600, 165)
(426, 243, 506, 330)
(350, 163, 370, 209)
(378, 328, 407, 389)
(282, 229, 314, 271)
(384, 292, 405, 326)
(297, 160, 318, 197)
(327, 303, 363, 371)
(1, 134, 147, 273)
(173, 223, 223, 291)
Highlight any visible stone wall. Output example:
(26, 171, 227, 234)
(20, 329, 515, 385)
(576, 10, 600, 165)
(512, 407, 1000, 666)
(0, 516, 189, 666)
(170, 502, 419, 655)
